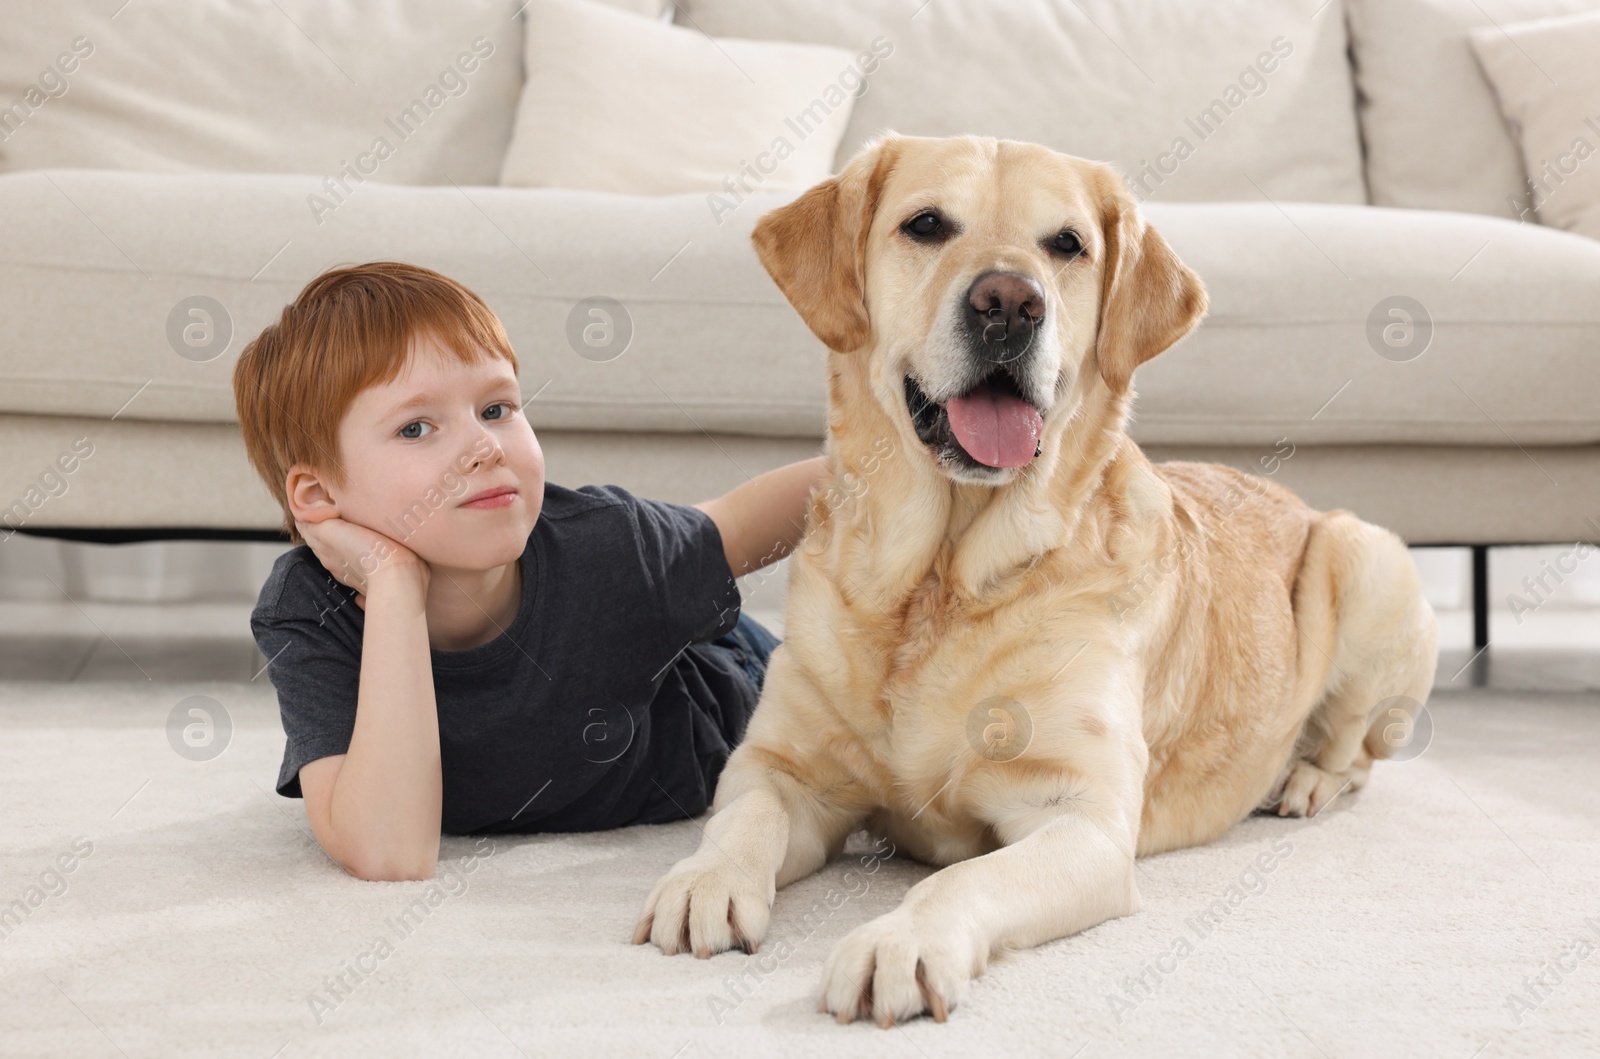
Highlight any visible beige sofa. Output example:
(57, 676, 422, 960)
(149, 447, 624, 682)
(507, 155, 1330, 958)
(3, 0, 1598, 647)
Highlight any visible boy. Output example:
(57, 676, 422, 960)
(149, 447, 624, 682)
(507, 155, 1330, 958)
(233, 261, 822, 881)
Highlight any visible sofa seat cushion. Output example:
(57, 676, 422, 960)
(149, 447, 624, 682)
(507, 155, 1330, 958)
(1, 170, 1597, 448)
(1133, 201, 1600, 447)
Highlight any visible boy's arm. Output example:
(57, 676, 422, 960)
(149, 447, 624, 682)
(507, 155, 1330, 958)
(694, 455, 827, 578)
(297, 559, 442, 881)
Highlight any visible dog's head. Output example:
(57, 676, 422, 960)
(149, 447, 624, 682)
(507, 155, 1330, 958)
(752, 133, 1208, 486)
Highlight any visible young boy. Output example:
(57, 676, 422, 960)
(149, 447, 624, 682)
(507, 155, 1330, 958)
(233, 261, 823, 881)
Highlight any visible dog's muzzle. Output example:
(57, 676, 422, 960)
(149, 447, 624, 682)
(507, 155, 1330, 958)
(903, 270, 1048, 471)
(965, 270, 1045, 365)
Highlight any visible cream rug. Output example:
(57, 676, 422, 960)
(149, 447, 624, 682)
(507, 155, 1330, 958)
(1, 679, 1596, 1058)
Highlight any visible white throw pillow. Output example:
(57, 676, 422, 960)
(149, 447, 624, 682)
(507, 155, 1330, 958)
(1345, 0, 1600, 220)
(1470, 9, 1600, 240)
(498, 0, 862, 202)
(673, 0, 1368, 206)
(0, 1, 525, 186)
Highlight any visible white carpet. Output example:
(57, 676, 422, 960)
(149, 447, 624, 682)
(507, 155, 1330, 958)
(1, 679, 1597, 1059)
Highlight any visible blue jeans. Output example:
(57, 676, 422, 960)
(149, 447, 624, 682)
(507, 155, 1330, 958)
(710, 612, 782, 692)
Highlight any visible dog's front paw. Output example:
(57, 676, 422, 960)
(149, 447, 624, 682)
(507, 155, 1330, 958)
(819, 910, 976, 1026)
(631, 854, 773, 958)
(1275, 759, 1352, 818)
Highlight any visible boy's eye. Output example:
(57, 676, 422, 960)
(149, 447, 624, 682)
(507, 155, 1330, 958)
(399, 420, 432, 439)
(484, 401, 517, 421)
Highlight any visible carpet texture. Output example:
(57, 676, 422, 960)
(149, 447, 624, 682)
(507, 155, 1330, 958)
(1, 680, 1596, 1059)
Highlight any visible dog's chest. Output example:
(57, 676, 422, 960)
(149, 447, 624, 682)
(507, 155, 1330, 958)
(795, 536, 1099, 852)
(830, 574, 1008, 812)
(879, 611, 1023, 862)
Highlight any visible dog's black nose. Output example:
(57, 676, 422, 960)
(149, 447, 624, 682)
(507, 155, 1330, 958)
(966, 271, 1045, 347)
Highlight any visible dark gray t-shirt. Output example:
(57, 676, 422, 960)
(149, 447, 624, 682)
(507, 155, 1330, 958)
(248, 482, 754, 834)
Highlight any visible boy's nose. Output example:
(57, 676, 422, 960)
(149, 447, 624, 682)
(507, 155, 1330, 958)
(465, 433, 503, 469)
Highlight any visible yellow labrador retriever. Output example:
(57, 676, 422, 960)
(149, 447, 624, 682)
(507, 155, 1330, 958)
(634, 133, 1439, 1026)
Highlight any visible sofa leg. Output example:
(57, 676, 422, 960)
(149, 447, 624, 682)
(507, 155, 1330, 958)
(1471, 545, 1490, 651)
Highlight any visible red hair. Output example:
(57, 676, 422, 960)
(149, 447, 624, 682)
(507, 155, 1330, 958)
(232, 261, 518, 544)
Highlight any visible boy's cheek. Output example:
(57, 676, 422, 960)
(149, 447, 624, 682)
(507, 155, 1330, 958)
(531, 444, 550, 499)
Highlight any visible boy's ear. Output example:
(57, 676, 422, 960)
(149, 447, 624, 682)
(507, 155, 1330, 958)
(285, 463, 342, 524)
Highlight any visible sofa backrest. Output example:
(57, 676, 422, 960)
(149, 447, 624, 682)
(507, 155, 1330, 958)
(675, 0, 1369, 206)
(0, 0, 529, 185)
(1344, 0, 1600, 221)
(7, 0, 1595, 218)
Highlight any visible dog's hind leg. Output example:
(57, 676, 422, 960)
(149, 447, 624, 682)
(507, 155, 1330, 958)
(1265, 511, 1439, 818)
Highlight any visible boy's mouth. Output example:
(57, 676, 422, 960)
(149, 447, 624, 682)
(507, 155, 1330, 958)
(461, 485, 518, 509)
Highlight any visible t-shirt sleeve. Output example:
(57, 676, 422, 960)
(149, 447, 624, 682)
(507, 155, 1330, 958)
(625, 490, 743, 647)
(249, 556, 365, 799)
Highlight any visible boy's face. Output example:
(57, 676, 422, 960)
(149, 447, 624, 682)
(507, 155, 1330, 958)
(328, 335, 544, 570)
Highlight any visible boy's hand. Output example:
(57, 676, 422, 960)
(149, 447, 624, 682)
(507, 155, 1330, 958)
(292, 513, 441, 882)
(294, 515, 428, 611)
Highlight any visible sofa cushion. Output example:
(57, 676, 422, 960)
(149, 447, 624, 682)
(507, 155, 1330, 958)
(1131, 202, 1600, 448)
(499, 0, 858, 197)
(2, 171, 1597, 448)
(1469, 9, 1600, 241)
(673, 0, 1367, 206)
(1344, 0, 1600, 220)
(10, 413, 1599, 547)
(0, 0, 524, 186)
(0, 169, 827, 435)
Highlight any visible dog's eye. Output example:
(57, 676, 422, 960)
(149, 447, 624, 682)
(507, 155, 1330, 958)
(1053, 229, 1084, 258)
(902, 210, 945, 241)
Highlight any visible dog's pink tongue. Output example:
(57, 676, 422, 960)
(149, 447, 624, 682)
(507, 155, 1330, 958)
(945, 378, 1043, 467)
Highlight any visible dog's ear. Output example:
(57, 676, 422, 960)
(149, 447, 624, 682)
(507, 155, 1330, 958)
(751, 134, 902, 354)
(1092, 174, 1209, 397)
